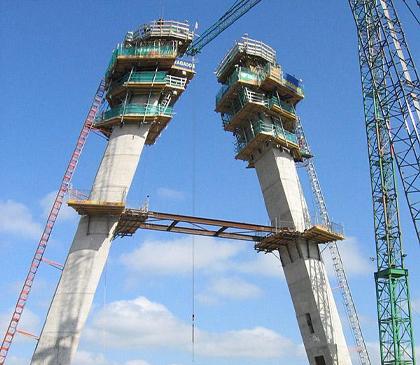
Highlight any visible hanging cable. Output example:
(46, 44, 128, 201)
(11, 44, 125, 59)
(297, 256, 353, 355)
(191, 55, 197, 363)
(102, 256, 108, 354)
(401, 0, 420, 25)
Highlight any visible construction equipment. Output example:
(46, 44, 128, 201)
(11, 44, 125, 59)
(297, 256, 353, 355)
(348, 0, 418, 363)
(296, 117, 372, 365)
(186, 0, 263, 56)
(0, 80, 105, 364)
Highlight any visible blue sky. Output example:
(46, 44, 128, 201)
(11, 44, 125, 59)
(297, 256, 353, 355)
(0, 1, 419, 364)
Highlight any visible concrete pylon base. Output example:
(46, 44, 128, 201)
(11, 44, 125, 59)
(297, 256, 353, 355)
(31, 124, 150, 365)
(254, 144, 352, 365)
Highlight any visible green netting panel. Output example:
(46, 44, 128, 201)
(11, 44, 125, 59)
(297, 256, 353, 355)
(269, 97, 296, 115)
(216, 68, 261, 106)
(106, 43, 178, 77)
(125, 71, 167, 83)
(99, 103, 173, 121)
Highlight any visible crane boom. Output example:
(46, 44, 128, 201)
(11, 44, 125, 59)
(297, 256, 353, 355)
(186, 0, 262, 56)
(295, 118, 372, 365)
(348, 0, 416, 363)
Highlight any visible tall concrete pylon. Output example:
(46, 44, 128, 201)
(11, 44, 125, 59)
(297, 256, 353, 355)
(31, 20, 196, 365)
(215, 36, 352, 365)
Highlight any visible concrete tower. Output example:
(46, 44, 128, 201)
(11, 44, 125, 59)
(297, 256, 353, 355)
(31, 20, 195, 365)
(215, 37, 352, 365)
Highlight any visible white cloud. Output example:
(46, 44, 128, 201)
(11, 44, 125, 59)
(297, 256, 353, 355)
(120, 236, 284, 279)
(120, 237, 242, 275)
(234, 253, 284, 278)
(125, 361, 152, 365)
(84, 296, 190, 349)
(6, 356, 29, 365)
(411, 298, 420, 315)
(322, 237, 372, 277)
(74, 351, 152, 365)
(74, 351, 110, 365)
(0, 200, 41, 239)
(84, 296, 303, 360)
(156, 187, 185, 201)
(350, 342, 420, 364)
(202, 277, 262, 301)
(196, 327, 299, 359)
(40, 190, 78, 221)
(0, 308, 41, 345)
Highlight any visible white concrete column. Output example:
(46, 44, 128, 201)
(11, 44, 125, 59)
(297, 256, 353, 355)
(31, 124, 150, 365)
(254, 143, 352, 365)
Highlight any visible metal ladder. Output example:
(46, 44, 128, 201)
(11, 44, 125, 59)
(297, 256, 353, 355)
(0, 79, 105, 365)
(295, 116, 371, 365)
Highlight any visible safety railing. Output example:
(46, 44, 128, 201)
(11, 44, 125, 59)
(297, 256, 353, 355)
(234, 119, 298, 154)
(131, 20, 194, 43)
(125, 71, 167, 83)
(105, 42, 179, 78)
(216, 67, 260, 105)
(96, 103, 173, 122)
(216, 36, 276, 79)
(269, 96, 296, 116)
(312, 215, 345, 237)
(166, 74, 187, 88)
(68, 187, 127, 205)
(111, 72, 187, 91)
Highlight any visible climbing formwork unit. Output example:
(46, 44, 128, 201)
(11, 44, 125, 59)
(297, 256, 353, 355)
(31, 20, 195, 365)
(215, 37, 352, 365)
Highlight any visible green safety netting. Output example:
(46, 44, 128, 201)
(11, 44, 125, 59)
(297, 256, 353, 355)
(98, 103, 173, 121)
(105, 44, 177, 78)
(234, 120, 298, 153)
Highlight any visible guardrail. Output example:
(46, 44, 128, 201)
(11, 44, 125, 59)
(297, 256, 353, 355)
(106, 42, 179, 78)
(131, 20, 194, 43)
(68, 187, 127, 204)
(96, 103, 174, 122)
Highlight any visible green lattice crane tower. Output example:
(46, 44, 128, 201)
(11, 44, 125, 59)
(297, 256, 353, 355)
(349, 0, 418, 364)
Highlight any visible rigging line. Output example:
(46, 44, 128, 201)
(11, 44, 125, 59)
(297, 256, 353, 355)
(401, 0, 420, 25)
(102, 252, 108, 355)
(191, 57, 197, 364)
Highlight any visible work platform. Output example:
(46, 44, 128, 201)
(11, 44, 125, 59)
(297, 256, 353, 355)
(94, 104, 173, 145)
(105, 42, 179, 83)
(216, 36, 277, 83)
(127, 20, 195, 53)
(107, 72, 188, 104)
(235, 131, 305, 165)
(67, 200, 125, 216)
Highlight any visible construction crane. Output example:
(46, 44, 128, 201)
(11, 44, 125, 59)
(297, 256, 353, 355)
(186, 0, 262, 56)
(348, 0, 418, 364)
(295, 118, 372, 365)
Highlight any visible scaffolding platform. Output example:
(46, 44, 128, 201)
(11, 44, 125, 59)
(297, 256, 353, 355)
(235, 132, 303, 164)
(128, 20, 194, 53)
(105, 43, 180, 83)
(94, 104, 173, 145)
(216, 37, 277, 83)
(67, 200, 125, 216)
(255, 225, 345, 253)
(107, 74, 188, 105)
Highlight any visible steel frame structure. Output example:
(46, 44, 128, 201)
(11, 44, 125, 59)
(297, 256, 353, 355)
(296, 117, 372, 365)
(349, 0, 416, 363)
